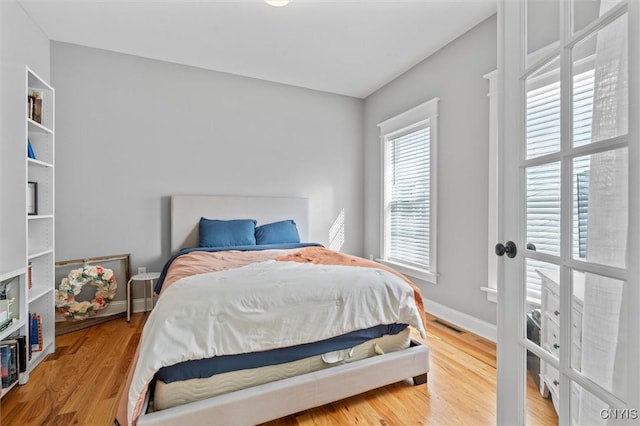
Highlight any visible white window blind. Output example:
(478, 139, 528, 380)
(384, 126, 431, 269)
(525, 69, 594, 302)
(378, 98, 438, 283)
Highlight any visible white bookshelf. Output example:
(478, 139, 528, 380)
(24, 66, 55, 380)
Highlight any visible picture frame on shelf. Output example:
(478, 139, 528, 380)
(27, 182, 37, 215)
(27, 140, 36, 160)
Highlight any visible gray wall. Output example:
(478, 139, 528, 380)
(51, 42, 364, 279)
(0, 0, 50, 274)
(363, 15, 497, 324)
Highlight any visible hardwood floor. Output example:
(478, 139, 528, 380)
(0, 313, 557, 425)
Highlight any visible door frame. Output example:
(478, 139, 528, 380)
(496, 0, 526, 423)
(496, 0, 640, 424)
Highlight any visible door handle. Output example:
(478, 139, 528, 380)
(495, 241, 517, 258)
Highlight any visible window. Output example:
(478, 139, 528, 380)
(482, 67, 595, 303)
(524, 68, 594, 303)
(378, 98, 439, 283)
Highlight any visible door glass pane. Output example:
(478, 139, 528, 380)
(572, 148, 628, 268)
(526, 57, 561, 159)
(534, 263, 561, 363)
(570, 382, 627, 426)
(572, 13, 628, 147)
(573, 0, 624, 34)
(571, 271, 626, 400)
(527, 162, 561, 255)
(527, 260, 563, 421)
(526, 259, 559, 348)
(527, 360, 559, 424)
(540, 354, 561, 419)
(527, 0, 560, 58)
(572, 155, 590, 260)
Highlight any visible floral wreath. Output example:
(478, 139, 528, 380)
(55, 265, 117, 320)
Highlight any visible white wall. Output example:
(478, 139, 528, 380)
(363, 15, 497, 325)
(51, 42, 364, 283)
(0, 0, 50, 274)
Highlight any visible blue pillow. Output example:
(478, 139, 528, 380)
(199, 218, 257, 247)
(255, 220, 300, 245)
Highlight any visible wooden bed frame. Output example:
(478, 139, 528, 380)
(136, 195, 430, 425)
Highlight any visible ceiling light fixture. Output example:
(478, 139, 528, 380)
(265, 0, 290, 7)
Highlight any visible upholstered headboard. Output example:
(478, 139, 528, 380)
(170, 195, 309, 253)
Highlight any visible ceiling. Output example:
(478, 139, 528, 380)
(18, 0, 497, 99)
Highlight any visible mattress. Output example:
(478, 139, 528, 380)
(156, 324, 408, 383)
(152, 327, 412, 411)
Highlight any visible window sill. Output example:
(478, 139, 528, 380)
(480, 286, 542, 308)
(376, 259, 437, 284)
(480, 286, 497, 303)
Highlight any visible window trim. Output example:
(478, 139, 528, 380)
(377, 97, 439, 284)
(482, 70, 500, 303)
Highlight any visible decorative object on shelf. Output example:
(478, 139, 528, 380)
(55, 265, 117, 320)
(27, 181, 37, 215)
(27, 140, 36, 160)
(0, 297, 15, 331)
(0, 317, 12, 333)
(0, 295, 6, 328)
(0, 278, 17, 331)
(27, 90, 42, 124)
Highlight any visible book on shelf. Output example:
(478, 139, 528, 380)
(27, 262, 33, 289)
(7, 336, 27, 373)
(1, 344, 10, 388)
(27, 96, 33, 120)
(33, 98, 42, 124)
(0, 342, 18, 389)
(29, 313, 42, 357)
(27, 90, 43, 124)
(0, 337, 23, 389)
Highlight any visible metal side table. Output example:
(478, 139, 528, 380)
(126, 272, 160, 322)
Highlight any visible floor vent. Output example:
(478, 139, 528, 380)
(434, 319, 465, 334)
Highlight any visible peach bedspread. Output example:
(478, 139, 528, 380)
(159, 248, 299, 295)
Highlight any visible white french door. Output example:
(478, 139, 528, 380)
(497, 0, 639, 424)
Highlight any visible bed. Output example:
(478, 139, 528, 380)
(116, 195, 430, 426)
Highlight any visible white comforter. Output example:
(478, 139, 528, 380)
(128, 260, 426, 422)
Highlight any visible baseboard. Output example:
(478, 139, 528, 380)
(55, 298, 154, 321)
(130, 297, 156, 314)
(424, 298, 497, 342)
(109, 298, 155, 315)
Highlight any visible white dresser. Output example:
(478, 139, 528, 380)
(536, 269, 585, 415)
